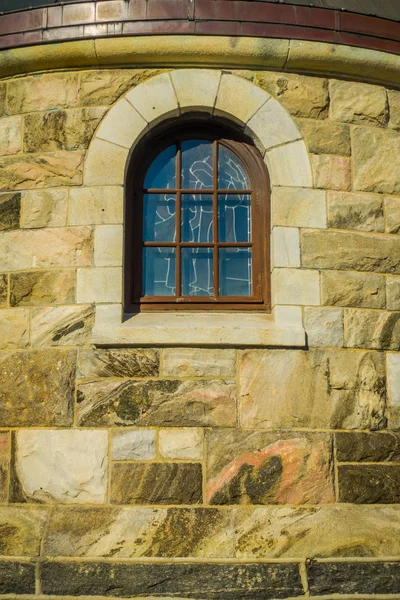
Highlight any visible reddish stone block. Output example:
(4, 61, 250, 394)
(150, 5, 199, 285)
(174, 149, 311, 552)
(123, 20, 195, 34)
(195, 20, 240, 35)
(146, 0, 189, 20)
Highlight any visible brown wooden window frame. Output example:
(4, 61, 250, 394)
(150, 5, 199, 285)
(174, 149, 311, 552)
(124, 118, 271, 312)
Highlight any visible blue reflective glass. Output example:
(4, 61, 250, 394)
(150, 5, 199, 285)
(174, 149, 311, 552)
(143, 194, 176, 242)
(143, 247, 176, 296)
(181, 247, 213, 296)
(181, 194, 213, 243)
(144, 145, 176, 189)
(181, 140, 213, 189)
(219, 248, 252, 296)
(218, 194, 251, 243)
(218, 145, 249, 190)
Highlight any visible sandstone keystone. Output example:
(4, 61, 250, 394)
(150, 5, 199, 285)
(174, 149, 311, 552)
(312, 154, 351, 191)
(0, 349, 75, 427)
(8, 73, 79, 114)
(0, 309, 29, 349)
(112, 430, 156, 460)
(327, 191, 384, 232)
(304, 307, 344, 347)
(21, 189, 68, 229)
(384, 196, 400, 234)
(301, 229, 400, 274)
(240, 349, 386, 430)
(297, 119, 351, 155)
(272, 187, 326, 228)
(0, 506, 48, 556)
(159, 428, 203, 460)
(0, 192, 20, 231)
(162, 348, 236, 377)
(0, 116, 22, 157)
(338, 465, 400, 503)
(0, 273, 7, 307)
(345, 309, 400, 349)
(78, 348, 159, 378)
(322, 270, 385, 309)
(354, 127, 400, 195)
(387, 276, 400, 310)
(69, 186, 123, 225)
(11, 430, 108, 504)
(255, 72, 329, 119)
(77, 379, 236, 427)
(10, 270, 75, 306)
(330, 80, 388, 126)
(79, 69, 164, 106)
(0, 432, 9, 502)
(335, 432, 400, 463)
(31, 305, 94, 346)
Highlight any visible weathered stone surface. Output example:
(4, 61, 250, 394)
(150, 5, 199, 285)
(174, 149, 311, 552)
(79, 69, 164, 106)
(21, 188, 68, 229)
(330, 80, 388, 126)
(388, 89, 400, 131)
(24, 108, 106, 153)
(0, 151, 84, 191)
(77, 348, 159, 378)
(77, 379, 236, 427)
(0, 349, 75, 427)
(0, 226, 92, 271)
(335, 432, 400, 463)
(31, 305, 94, 346)
(0, 273, 7, 307)
(0, 83, 6, 117)
(321, 270, 386, 309)
(0, 309, 29, 349)
(8, 73, 79, 114)
(338, 465, 400, 503)
(385, 195, 400, 234)
(307, 561, 400, 596)
(354, 127, 400, 195)
(41, 561, 302, 598)
(10, 270, 75, 306)
(301, 229, 400, 274)
(297, 119, 350, 155)
(0, 562, 35, 594)
(345, 308, 400, 349)
(0, 116, 22, 157)
(162, 348, 236, 377)
(111, 463, 202, 505)
(312, 154, 351, 191)
(273, 267, 320, 305)
(239, 349, 386, 430)
(387, 353, 400, 408)
(304, 307, 344, 347)
(255, 72, 329, 118)
(159, 428, 203, 460)
(387, 276, 400, 310)
(112, 429, 156, 460)
(327, 191, 384, 232)
(77, 266, 121, 303)
(69, 185, 123, 225)
(43, 507, 234, 558)
(0, 506, 48, 556)
(0, 432, 9, 502)
(0, 192, 20, 231)
(11, 430, 108, 504)
(206, 430, 333, 505)
(272, 187, 326, 228)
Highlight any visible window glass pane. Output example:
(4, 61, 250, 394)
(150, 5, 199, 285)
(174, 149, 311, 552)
(181, 247, 213, 296)
(181, 194, 213, 243)
(218, 145, 250, 190)
(181, 140, 213, 189)
(144, 145, 176, 189)
(218, 194, 251, 243)
(143, 193, 176, 242)
(219, 248, 252, 296)
(143, 247, 176, 296)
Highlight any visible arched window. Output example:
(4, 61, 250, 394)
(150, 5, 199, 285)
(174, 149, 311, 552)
(124, 120, 270, 311)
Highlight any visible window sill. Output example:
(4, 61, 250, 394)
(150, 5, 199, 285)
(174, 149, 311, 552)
(92, 304, 306, 347)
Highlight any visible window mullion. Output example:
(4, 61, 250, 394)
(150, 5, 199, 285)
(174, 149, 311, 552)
(212, 140, 219, 298)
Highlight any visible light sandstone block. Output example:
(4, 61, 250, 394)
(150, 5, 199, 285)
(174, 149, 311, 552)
(345, 308, 400, 350)
(385, 196, 400, 234)
(79, 69, 165, 107)
(7, 73, 79, 114)
(0, 192, 20, 231)
(77, 267, 122, 303)
(272, 268, 320, 306)
(247, 97, 301, 151)
(266, 141, 313, 188)
(297, 118, 351, 156)
(387, 353, 400, 407)
(94, 225, 123, 267)
(84, 139, 129, 186)
(304, 307, 344, 348)
(388, 90, 400, 131)
(125, 72, 178, 125)
(13, 429, 108, 504)
(272, 187, 326, 228)
(63, 2, 95, 25)
(215, 73, 268, 124)
(162, 348, 236, 377)
(69, 186, 123, 225)
(353, 127, 400, 195)
(159, 428, 203, 460)
(321, 270, 385, 309)
(172, 69, 221, 113)
(96, 1, 127, 21)
(10, 270, 75, 307)
(330, 80, 388, 126)
(312, 154, 351, 191)
(272, 227, 300, 268)
(21, 189, 68, 229)
(31, 304, 94, 346)
(112, 430, 156, 460)
(327, 191, 384, 232)
(387, 277, 400, 311)
(0, 227, 92, 271)
(0, 309, 29, 349)
(0, 116, 22, 157)
(96, 99, 147, 149)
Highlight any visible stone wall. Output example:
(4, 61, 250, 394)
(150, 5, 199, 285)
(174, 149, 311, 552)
(1, 66, 400, 598)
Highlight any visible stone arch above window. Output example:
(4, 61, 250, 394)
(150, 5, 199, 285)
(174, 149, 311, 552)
(78, 69, 320, 347)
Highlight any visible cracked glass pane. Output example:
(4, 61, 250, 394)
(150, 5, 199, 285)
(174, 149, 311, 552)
(218, 193, 251, 243)
(218, 145, 250, 190)
(181, 247, 214, 296)
(144, 144, 176, 189)
(181, 194, 213, 243)
(181, 140, 213, 189)
(143, 247, 176, 296)
(143, 193, 176, 242)
(219, 248, 252, 296)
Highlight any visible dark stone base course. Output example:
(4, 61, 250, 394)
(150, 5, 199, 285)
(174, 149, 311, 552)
(41, 561, 303, 599)
(308, 561, 400, 596)
(0, 561, 35, 594)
